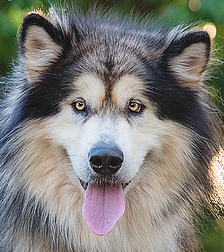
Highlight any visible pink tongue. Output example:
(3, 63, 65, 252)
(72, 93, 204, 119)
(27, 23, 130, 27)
(82, 183, 125, 236)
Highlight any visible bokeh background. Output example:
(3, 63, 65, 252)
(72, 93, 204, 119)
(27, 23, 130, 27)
(0, 0, 224, 251)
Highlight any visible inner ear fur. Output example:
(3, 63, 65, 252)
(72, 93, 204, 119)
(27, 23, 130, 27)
(19, 13, 63, 83)
(164, 31, 211, 90)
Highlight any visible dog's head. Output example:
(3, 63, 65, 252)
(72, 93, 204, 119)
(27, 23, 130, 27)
(18, 10, 214, 236)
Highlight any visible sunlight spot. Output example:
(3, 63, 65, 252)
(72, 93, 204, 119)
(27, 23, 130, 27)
(188, 0, 202, 12)
(210, 148, 224, 207)
(203, 23, 217, 39)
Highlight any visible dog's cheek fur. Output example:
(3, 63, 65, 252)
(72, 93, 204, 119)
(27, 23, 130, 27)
(125, 114, 195, 195)
(3, 121, 87, 250)
(123, 120, 201, 249)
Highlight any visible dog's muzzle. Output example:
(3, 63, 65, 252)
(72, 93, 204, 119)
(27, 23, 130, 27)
(81, 142, 131, 236)
(79, 142, 130, 189)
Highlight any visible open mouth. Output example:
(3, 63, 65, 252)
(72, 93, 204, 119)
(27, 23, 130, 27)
(79, 179, 131, 190)
(80, 178, 131, 236)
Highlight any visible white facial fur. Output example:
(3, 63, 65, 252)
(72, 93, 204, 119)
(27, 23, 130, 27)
(47, 74, 164, 185)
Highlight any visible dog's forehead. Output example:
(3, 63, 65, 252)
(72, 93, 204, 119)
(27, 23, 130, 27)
(73, 74, 145, 106)
(73, 74, 105, 106)
(112, 75, 146, 104)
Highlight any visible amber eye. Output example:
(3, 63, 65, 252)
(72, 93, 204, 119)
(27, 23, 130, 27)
(129, 100, 142, 113)
(72, 99, 87, 112)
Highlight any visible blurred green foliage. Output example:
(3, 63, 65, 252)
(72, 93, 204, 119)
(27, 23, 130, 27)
(0, 0, 224, 251)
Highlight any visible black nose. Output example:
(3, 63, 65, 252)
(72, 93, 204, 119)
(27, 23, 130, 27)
(89, 144, 124, 175)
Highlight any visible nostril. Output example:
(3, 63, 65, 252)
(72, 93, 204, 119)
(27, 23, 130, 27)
(109, 156, 123, 169)
(90, 156, 102, 168)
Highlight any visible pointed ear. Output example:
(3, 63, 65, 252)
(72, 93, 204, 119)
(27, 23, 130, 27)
(163, 31, 211, 90)
(19, 13, 64, 83)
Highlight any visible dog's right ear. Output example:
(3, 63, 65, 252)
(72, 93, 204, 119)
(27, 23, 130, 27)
(19, 13, 65, 83)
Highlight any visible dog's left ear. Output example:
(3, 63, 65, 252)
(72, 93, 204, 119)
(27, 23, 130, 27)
(162, 31, 211, 90)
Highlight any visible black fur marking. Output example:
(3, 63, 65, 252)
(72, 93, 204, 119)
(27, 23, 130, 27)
(22, 68, 73, 120)
(0, 63, 77, 130)
(146, 69, 212, 139)
(144, 32, 212, 140)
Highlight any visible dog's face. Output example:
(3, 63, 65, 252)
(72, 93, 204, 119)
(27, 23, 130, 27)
(49, 74, 160, 187)
(18, 11, 212, 236)
(46, 72, 192, 236)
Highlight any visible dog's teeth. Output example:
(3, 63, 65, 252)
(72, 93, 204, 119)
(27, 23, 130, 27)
(122, 181, 131, 189)
(79, 180, 88, 190)
(80, 180, 131, 190)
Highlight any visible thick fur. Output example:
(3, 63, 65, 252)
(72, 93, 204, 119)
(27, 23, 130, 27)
(0, 7, 223, 252)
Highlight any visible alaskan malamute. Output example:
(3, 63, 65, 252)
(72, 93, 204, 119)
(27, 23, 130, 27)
(0, 6, 223, 252)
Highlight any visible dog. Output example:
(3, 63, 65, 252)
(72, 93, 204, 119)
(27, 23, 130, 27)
(0, 6, 223, 251)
